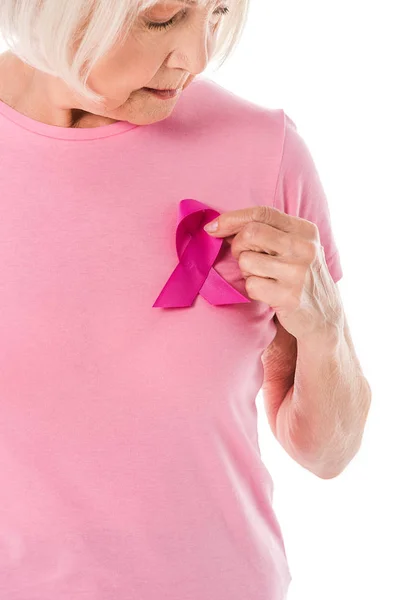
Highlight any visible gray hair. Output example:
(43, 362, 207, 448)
(0, 0, 249, 104)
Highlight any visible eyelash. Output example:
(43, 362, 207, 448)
(147, 6, 230, 31)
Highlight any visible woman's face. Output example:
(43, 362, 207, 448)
(40, 0, 230, 127)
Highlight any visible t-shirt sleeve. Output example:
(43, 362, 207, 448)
(273, 112, 343, 283)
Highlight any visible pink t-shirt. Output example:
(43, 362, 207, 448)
(0, 76, 342, 600)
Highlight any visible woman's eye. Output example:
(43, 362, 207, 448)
(146, 6, 229, 31)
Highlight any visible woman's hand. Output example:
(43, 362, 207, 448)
(204, 205, 344, 342)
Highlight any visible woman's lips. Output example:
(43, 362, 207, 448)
(143, 87, 182, 99)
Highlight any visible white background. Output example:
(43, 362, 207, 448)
(1, 1, 399, 599)
(203, 1, 399, 599)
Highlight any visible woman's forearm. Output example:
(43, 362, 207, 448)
(275, 323, 372, 479)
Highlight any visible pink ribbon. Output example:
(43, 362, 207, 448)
(153, 199, 251, 308)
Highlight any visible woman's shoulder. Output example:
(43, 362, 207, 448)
(178, 76, 286, 137)
(188, 76, 282, 115)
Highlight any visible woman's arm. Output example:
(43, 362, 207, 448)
(261, 313, 297, 436)
(262, 312, 372, 479)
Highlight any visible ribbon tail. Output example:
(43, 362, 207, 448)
(153, 261, 206, 308)
(200, 268, 251, 305)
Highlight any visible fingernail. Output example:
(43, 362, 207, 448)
(204, 219, 218, 233)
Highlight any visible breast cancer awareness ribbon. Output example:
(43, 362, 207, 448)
(153, 199, 251, 308)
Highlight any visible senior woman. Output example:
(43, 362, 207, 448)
(0, 0, 371, 599)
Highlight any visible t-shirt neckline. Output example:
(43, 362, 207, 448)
(0, 97, 139, 140)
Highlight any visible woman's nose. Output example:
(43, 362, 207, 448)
(165, 25, 215, 75)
